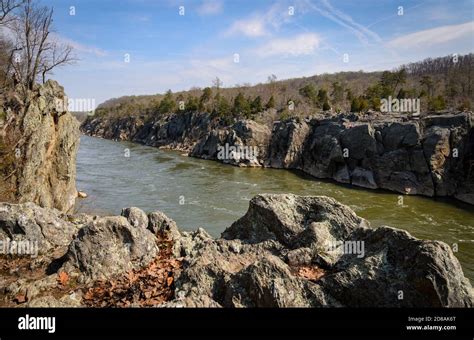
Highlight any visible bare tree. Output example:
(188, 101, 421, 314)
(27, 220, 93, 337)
(212, 76, 223, 91)
(267, 74, 277, 95)
(0, 0, 23, 25)
(7, 0, 75, 90)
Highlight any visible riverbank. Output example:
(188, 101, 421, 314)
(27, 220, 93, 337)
(1, 194, 472, 307)
(75, 135, 474, 282)
(81, 110, 474, 205)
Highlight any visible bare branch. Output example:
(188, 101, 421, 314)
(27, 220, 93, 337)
(0, 0, 24, 25)
(6, 0, 75, 90)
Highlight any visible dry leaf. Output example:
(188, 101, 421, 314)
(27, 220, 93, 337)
(58, 271, 69, 285)
(14, 294, 27, 304)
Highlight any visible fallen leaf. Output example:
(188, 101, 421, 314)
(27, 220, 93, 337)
(14, 294, 27, 304)
(58, 271, 69, 286)
(166, 276, 174, 287)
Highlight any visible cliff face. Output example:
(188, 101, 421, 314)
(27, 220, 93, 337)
(0, 80, 80, 213)
(81, 110, 474, 204)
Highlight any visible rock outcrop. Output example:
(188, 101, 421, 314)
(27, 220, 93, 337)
(0, 80, 80, 212)
(1, 194, 472, 308)
(81, 111, 474, 204)
(170, 194, 473, 307)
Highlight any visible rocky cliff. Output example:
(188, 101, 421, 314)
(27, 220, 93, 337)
(0, 194, 472, 307)
(0, 80, 80, 213)
(82, 110, 474, 204)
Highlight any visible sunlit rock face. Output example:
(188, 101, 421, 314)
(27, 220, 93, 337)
(1, 80, 80, 213)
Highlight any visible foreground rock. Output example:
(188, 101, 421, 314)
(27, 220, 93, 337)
(169, 194, 473, 307)
(0, 194, 472, 307)
(81, 111, 474, 204)
(0, 80, 80, 213)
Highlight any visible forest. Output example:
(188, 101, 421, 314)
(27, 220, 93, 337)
(94, 53, 473, 125)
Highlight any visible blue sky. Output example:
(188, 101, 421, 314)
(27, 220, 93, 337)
(43, 0, 474, 105)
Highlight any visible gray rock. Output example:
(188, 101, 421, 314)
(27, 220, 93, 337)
(81, 111, 474, 205)
(121, 207, 148, 229)
(350, 167, 378, 189)
(222, 194, 366, 247)
(167, 194, 473, 307)
(266, 119, 310, 168)
(61, 216, 159, 282)
(0, 202, 78, 254)
(2, 80, 80, 213)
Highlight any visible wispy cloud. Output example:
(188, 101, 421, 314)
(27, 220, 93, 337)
(52, 34, 108, 57)
(255, 33, 320, 57)
(226, 17, 268, 37)
(387, 21, 474, 49)
(225, 2, 295, 37)
(304, 0, 381, 45)
(197, 0, 223, 16)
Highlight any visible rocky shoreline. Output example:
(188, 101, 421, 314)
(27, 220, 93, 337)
(81, 110, 474, 205)
(0, 194, 472, 307)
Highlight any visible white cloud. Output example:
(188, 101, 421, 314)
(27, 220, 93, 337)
(255, 33, 320, 57)
(226, 17, 268, 37)
(387, 21, 474, 49)
(51, 34, 108, 57)
(225, 2, 295, 37)
(197, 0, 223, 16)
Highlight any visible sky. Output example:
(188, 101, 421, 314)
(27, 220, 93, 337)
(41, 0, 474, 106)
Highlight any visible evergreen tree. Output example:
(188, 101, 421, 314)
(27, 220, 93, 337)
(232, 92, 251, 118)
(299, 84, 318, 106)
(199, 87, 212, 111)
(185, 95, 199, 112)
(317, 89, 329, 106)
(428, 95, 446, 111)
(351, 98, 360, 112)
(251, 96, 263, 114)
(330, 81, 344, 104)
(217, 96, 232, 124)
(158, 90, 176, 114)
(266, 95, 276, 109)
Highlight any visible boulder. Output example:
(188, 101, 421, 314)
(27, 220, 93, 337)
(168, 194, 474, 307)
(61, 215, 159, 282)
(0, 202, 77, 254)
(222, 194, 366, 247)
(121, 207, 149, 229)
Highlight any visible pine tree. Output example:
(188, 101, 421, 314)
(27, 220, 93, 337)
(158, 90, 176, 114)
(233, 92, 251, 118)
(299, 84, 318, 106)
(199, 87, 212, 111)
(266, 95, 276, 109)
(251, 96, 263, 114)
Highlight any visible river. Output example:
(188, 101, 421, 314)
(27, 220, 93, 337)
(76, 135, 474, 283)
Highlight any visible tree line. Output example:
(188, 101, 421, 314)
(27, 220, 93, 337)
(96, 54, 473, 123)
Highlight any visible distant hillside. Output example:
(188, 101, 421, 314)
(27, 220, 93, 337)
(71, 111, 91, 124)
(95, 54, 473, 123)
